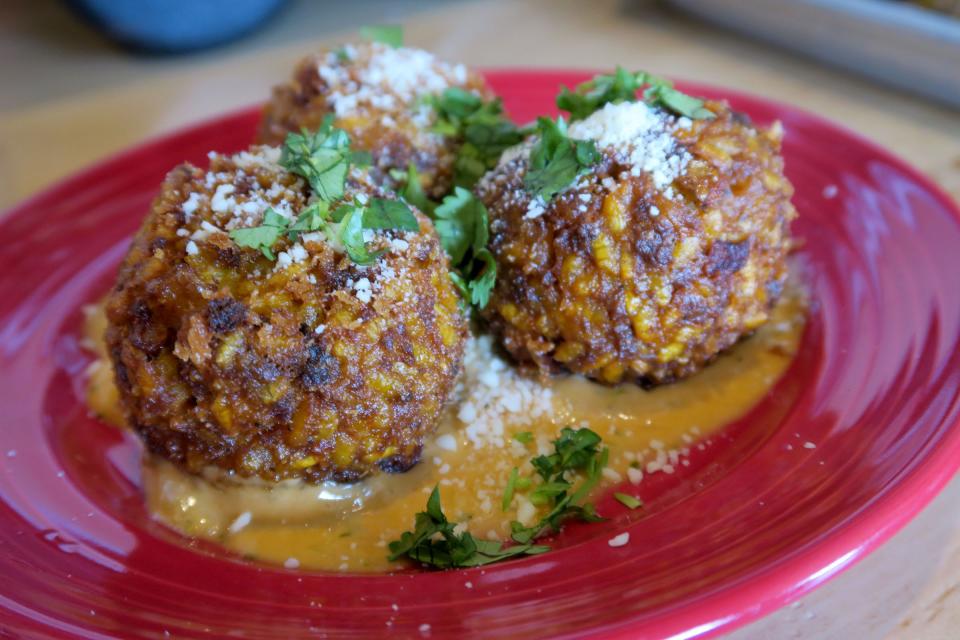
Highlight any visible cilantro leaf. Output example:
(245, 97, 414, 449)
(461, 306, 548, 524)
(429, 88, 525, 188)
(359, 25, 403, 48)
(229, 207, 290, 259)
(466, 248, 496, 308)
(644, 84, 716, 119)
(514, 431, 533, 444)
(349, 149, 373, 167)
(279, 121, 353, 202)
(401, 168, 497, 309)
(557, 66, 647, 121)
(432, 186, 487, 264)
(388, 486, 550, 569)
(502, 467, 519, 511)
(524, 117, 600, 203)
(557, 67, 714, 121)
(507, 427, 609, 544)
(400, 163, 436, 215)
(433, 87, 483, 120)
(363, 198, 419, 232)
(614, 492, 643, 510)
(338, 204, 383, 266)
(286, 202, 329, 238)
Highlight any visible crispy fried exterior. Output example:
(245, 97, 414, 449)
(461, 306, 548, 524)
(478, 102, 796, 385)
(105, 152, 466, 483)
(257, 43, 490, 198)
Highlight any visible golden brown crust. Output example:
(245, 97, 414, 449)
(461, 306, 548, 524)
(257, 43, 490, 198)
(478, 101, 796, 385)
(105, 150, 467, 483)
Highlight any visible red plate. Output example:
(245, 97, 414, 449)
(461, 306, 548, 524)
(1, 71, 959, 639)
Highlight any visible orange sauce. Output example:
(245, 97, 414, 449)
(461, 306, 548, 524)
(84, 282, 805, 572)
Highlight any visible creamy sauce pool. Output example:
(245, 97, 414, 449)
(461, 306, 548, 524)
(84, 282, 805, 572)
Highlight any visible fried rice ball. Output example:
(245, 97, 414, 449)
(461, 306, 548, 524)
(258, 41, 491, 198)
(105, 146, 467, 483)
(478, 100, 796, 385)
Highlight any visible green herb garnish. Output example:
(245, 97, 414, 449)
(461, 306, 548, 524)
(502, 467, 519, 511)
(359, 25, 403, 48)
(285, 201, 330, 238)
(388, 486, 549, 569)
(336, 203, 383, 266)
(509, 427, 608, 545)
(388, 428, 609, 569)
(229, 207, 290, 260)
(514, 431, 533, 444)
(279, 120, 353, 202)
(230, 122, 417, 265)
(399, 163, 436, 215)
(557, 66, 715, 121)
(429, 88, 526, 188)
(418, 183, 496, 309)
(614, 492, 643, 510)
(524, 116, 601, 203)
(363, 197, 420, 231)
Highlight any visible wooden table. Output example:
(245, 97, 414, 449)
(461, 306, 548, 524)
(2, 1, 957, 637)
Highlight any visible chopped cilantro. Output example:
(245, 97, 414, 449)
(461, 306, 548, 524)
(502, 467, 519, 511)
(557, 66, 715, 121)
(349, 149, 373, 167)
(279, 119, 353, 202)
(338, 203, 385, 266)
(508, 427, 608, 545)
(229, 125, 416, 267)
(228, 207, 289, 259)
(433, 186, 483, 263)
(466, 248, 496, 308)
(363, 197, 420, 232)
(359, 25, 403, 48)
(400, 163, 436, 215)
(429, 185, 496, 308)
(286, 201, 329, 238)
(644, 84, 716, 120)
(429, 88, 526, 188)
(614, 492, 643, 510)
(387, 486, 549, 569)
(514, 431, 533, 444)
(524, 116, 601, 203)
(390, 429, 609, 569)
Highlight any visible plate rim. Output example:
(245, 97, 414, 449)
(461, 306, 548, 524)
(1, 68, 959, 640)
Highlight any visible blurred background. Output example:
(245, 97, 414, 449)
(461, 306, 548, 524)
(1, 1, 958, 637)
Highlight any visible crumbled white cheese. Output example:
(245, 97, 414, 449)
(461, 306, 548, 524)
(436, 434, 458, 451)
(456, 335, 555, 448)
(524, 197, 546, 220)
(228, 511, 252, 533)
(569, 101, 690, 192)
(315, 42, 471, 125)
(181, 192, 202, 219)
(353, 277, 373, 303)
(210, 184, 236, 213)
(608, 532, 630, 547)
(185, 240, 199, 255)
